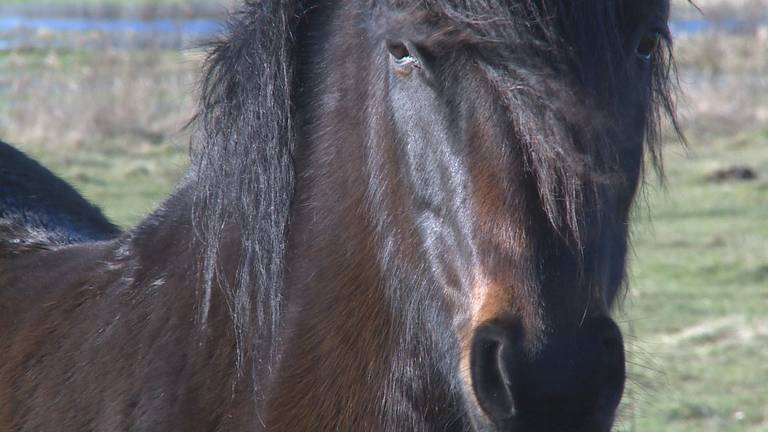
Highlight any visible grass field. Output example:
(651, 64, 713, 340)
(0, 47, 194, 225)
(618, 130, 768, 431)
(0, 18, 767, 432)
(620, 25, 768, 431)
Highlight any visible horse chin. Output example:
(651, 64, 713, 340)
(467, 412, 619, 432)
(465, 405, 621, 432)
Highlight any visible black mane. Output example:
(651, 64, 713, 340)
(190, 0, 304, 368)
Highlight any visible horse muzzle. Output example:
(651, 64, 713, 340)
(469, 317, 626, 431)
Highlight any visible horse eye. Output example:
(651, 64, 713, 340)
(636, 32, 662, 60)
(387, 41, 418, 67)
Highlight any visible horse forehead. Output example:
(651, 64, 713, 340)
(375, 0, 659, 42)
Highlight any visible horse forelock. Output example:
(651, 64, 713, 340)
(377, 0, 681, 247)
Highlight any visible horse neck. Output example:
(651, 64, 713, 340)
(263, 4, 467, 430)
(0, 193, 254, 431)
(268, 124, 465, 431)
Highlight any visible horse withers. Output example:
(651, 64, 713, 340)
(0, 0, 679, 430)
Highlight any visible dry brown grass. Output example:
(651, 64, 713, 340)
(674, 28, 768, 139)
(1, 20, 765, 151)
(0, 46, 201, 151)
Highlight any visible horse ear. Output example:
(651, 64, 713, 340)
(191, 0, 306, 366)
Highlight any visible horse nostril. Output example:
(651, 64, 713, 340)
(469, 318, 626, 429)
(469, 323, 518, 423)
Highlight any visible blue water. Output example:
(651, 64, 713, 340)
(0, 16, 761, 49)
(669, 19, 755, 35)
(670, 19, 712, 34)
(0, 16, 221, 36)
(0, 16, 757, 37)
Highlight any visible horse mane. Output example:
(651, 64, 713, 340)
(189, 0, 305, 370)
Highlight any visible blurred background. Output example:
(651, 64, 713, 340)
(0, 0, 766, 430)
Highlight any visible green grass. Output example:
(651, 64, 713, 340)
(21, 139, 188, 227)
(616, 130, 768, 431)
(0, 47, 195, 227)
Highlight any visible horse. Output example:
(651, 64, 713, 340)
(0, 141, 119, 250)
(0, 0, 680, 430)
